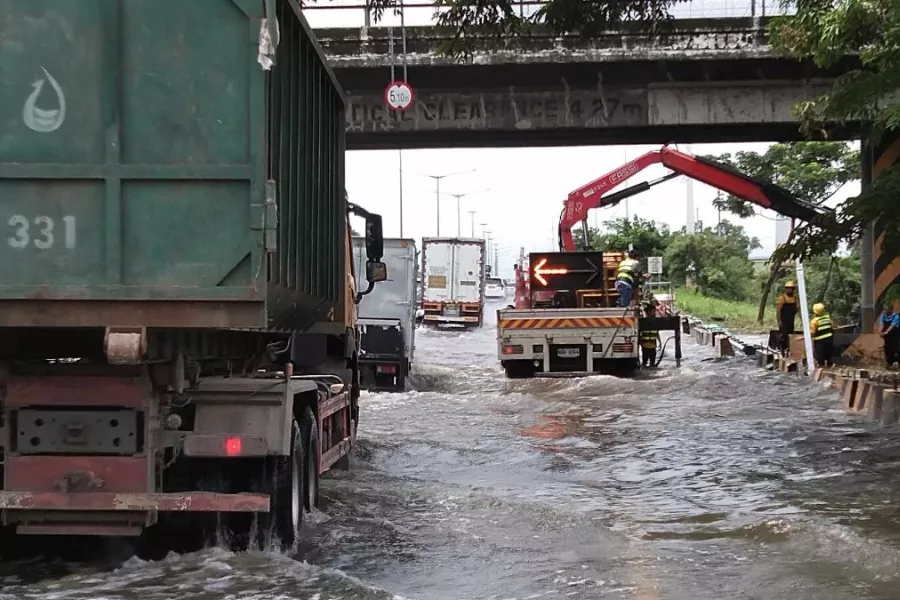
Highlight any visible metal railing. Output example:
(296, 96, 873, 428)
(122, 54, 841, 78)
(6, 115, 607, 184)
(303, 0, 794, 29)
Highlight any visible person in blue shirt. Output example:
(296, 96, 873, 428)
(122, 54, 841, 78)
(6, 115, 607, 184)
(879, 302, 900, 368)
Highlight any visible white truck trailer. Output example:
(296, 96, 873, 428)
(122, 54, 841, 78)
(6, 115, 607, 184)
(353, 238, 418, 390)
(421, 237, 486, 328)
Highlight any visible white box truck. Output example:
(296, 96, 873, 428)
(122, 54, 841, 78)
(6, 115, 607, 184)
(352, 238, 418, 390)
(421, 237, 486, 328)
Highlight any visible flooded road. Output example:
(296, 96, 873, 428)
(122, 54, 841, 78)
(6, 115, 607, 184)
(4, 302, 900, 599)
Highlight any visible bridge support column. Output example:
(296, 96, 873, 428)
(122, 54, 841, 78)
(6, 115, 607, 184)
(861, 141, 875, 332)
(869, 132, 900, 330)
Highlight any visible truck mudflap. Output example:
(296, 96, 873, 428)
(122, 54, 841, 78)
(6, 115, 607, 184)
(0, 491, 269, 512)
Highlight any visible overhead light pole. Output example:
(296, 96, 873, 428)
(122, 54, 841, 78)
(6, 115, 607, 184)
(449, 188, 489, 237)
(419, 169, 476, 236)
(468, 210, 477, 237)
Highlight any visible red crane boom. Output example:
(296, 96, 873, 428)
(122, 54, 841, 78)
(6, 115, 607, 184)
(558, 145, 832, 252)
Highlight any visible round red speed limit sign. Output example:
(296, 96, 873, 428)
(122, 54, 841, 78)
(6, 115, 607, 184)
(385, 80, 415, 111)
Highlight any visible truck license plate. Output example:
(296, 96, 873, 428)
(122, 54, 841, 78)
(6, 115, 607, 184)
(444, 307, 459, 317)
(557, 348, 580, 358)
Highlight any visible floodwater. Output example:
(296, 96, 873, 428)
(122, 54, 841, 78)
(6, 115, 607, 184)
(4, 302, 900, 599)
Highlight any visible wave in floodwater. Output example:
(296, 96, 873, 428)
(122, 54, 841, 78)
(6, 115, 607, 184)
(7, 306, 900, 600)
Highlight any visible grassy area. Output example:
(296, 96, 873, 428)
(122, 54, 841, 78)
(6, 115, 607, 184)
(674, 288, 776, 334)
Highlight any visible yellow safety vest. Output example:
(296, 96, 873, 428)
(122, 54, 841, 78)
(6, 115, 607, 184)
(617, 259, 638, 283)
(640, 329, 658, 349)
(812, 314, 833, 340)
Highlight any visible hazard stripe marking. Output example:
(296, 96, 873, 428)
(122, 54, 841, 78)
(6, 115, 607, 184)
(499, 317, 636, 329)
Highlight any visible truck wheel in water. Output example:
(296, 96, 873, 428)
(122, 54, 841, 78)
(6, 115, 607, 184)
(502, 361, 535, 379)
(300, 407, 320, 511)
(259, 418, 304, 549)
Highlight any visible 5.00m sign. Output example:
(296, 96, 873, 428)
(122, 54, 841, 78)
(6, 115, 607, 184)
(347, 89, 648, 133)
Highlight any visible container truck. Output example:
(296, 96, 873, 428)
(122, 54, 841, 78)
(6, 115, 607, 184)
(0, 0, 386, 551)
(421, 237, 486, 328)
(352, 238, 417, 391)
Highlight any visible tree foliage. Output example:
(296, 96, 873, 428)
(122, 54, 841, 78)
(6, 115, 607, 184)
(664, 223, 761, 301)
(343, 0, 687, 57)
(704, 142, 859, 221)
(576, 216, 672, 257)
(768, 0, 900, 261)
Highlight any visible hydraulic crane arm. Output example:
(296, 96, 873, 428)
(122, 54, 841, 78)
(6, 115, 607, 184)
(558, 145, 834, 251)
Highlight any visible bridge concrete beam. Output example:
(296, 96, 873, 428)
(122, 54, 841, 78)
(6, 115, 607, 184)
(317, 18, 774, 69)
(344, 82, 837, 150)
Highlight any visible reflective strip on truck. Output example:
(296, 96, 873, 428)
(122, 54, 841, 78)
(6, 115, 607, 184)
(499, 317, 636, 329)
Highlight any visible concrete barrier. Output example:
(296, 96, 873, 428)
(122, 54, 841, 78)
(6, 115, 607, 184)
(715, 335, 735, 358)
(841, 378, 860, 412)
(880, 390, 900, 426)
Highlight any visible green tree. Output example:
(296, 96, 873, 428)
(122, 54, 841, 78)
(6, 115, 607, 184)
(704, 141, 860, 322)
(768, 0, 900, 258)
(574, 216, 672, 258)
(353, 0, 687, 56)
(664, 223, 760, 301)
(705, 142, 859, 220)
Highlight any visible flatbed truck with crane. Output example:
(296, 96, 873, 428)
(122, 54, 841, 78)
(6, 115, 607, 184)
(497, 145, 833, 378)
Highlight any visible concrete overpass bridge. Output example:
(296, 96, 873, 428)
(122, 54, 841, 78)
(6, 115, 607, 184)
(315, 17, 859, 150)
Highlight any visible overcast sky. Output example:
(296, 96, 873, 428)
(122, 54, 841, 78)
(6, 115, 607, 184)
(345, 143, 860, 280)
(308, 3, 859, 281)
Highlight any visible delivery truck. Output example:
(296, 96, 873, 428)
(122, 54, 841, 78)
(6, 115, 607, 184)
(353, 238, 417, 391)
(421, 237, 486, 328)
(0, 0, 386, 552)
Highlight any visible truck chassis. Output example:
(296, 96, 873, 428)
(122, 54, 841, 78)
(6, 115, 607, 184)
(0, 327, 357, 550)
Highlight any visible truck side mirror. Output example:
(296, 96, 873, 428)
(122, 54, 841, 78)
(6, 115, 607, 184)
(366, 260, 387, 283)
(365, 215, 384, 261)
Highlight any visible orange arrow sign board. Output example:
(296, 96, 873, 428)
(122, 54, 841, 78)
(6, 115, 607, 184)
(533, 257, 568, 285)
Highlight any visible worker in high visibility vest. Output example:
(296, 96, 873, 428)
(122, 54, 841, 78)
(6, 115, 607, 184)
(810, 302, 834, 368)
(615, 251, 645, 307)
(775, 280, 799, 353)
(640, 303, 660, 368)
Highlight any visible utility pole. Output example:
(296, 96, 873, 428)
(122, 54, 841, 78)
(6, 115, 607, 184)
(685, 144, 694, 233)
(398, 149, 404, 237)
(468, 210, 477, 237)
(450, 189, 489, 237)
(485, 231, 492, 273)
(421, 169, 476, 236)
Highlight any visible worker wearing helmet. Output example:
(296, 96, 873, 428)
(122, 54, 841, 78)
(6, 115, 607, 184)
(615, 250, 645, 307)
(775, 280, 799, 353)
(810, 302, 834, 368)
(640, 303, 660, 368)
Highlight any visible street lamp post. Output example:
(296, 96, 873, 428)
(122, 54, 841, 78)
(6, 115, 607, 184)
(468, 210, 477, 237)
(449, 189, 489, 237)
(421, 169, 476, 236)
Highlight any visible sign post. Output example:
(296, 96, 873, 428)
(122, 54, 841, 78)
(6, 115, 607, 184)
(647, 257, 663, 275)
(385, 81, 415, 111)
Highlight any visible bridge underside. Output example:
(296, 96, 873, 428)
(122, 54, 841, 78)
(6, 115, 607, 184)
(325, 33, 859, 149)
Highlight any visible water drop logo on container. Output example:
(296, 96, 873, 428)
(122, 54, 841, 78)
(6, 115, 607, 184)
(23, 66, 66, 133)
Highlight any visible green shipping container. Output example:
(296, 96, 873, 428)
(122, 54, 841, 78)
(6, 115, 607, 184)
(0, 0, 346, 331)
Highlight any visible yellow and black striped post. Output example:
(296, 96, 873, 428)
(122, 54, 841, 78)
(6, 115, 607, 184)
(870, 133, 900, 330)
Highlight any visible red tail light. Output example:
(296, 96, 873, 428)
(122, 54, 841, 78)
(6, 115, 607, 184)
(225, 437, 243, 456)
(377, 364, 397, 374)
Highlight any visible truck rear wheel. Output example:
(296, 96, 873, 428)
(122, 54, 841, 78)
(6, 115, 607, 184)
(503, 361, 535, 379)
(259, 419, 304, 550)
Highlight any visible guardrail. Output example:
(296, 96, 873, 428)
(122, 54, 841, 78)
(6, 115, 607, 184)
(303, 0, 795, 29)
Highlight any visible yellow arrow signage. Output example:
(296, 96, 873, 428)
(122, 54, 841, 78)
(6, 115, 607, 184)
(532, 257, 568, 286)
